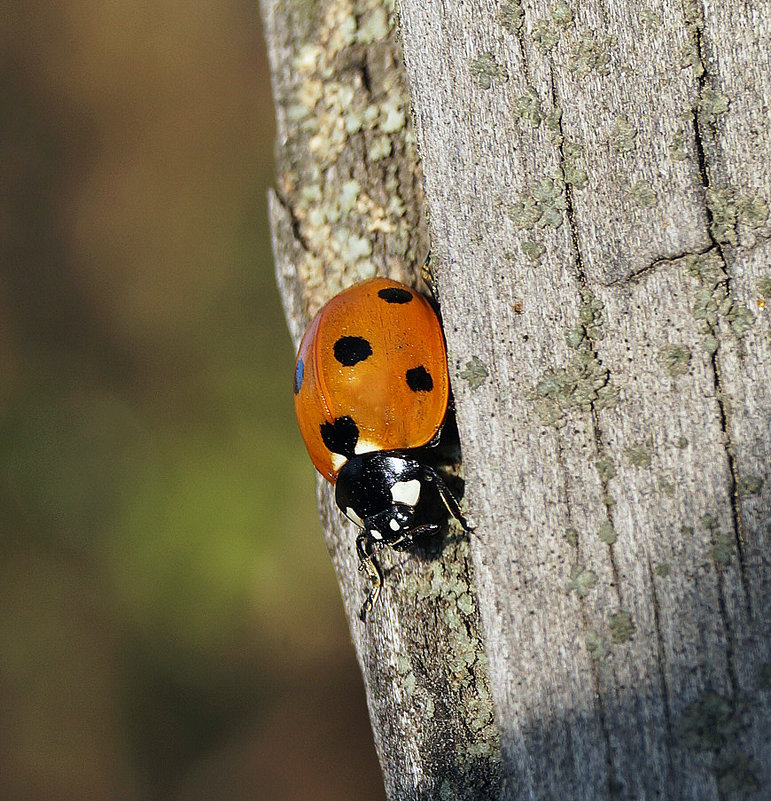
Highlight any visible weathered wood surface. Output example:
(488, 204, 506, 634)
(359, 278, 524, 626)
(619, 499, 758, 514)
(262, 1, 502, 798)
(262, 0, 770, 798)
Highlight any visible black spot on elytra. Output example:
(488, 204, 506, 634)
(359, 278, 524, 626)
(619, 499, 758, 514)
(406, 366, 433, 392)
(320, 416, 359, 456)
(293, 358, 304, 394)
(378, 287, 413, 304)
(334, 336, 372, 366)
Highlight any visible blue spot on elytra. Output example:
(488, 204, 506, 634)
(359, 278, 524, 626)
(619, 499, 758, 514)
(294, 358, 304, 394)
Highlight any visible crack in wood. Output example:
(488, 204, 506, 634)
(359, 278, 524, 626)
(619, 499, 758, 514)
(609, 243, 717, 286)
(548, 66, 623, 606)
(689, 39, 752, 623)
(546, 65, 630, 796)
(554, 434, 616, 793)
(272, 185, 313, 257)
(646, 557, 676, 766)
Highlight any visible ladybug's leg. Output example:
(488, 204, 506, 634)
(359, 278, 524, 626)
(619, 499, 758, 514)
(356, 533, 383, 623)
(419, 254, 438, 302)
(423, 466, 473, 532)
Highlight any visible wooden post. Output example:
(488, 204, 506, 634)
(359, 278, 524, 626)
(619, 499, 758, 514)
(261, 0, 770, 798)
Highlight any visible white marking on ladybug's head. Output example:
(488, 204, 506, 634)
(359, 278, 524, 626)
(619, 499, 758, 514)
(389, 518, 400, 531)
(370, 529, 382, 541)
(345, 507, 364, 527)
(354, 439, 380, 455)
(390, 479, 421, 507)
(331, 453, 347, 472)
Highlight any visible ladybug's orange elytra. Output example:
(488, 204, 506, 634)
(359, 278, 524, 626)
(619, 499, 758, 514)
(293, 278, 449, 483)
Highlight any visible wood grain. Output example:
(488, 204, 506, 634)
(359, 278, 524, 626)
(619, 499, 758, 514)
(263, 0, 770, 797)
(398, 0, 770, 798)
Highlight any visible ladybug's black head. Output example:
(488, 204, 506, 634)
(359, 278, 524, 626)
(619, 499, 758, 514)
(335, 452, 437, 546)
(335, 450, 472, 622)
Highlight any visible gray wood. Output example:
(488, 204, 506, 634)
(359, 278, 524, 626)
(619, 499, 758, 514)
(262, 0, 770, 798)
(262, 1, 503, 798)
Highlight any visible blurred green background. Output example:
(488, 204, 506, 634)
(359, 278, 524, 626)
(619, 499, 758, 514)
(1, 2, 384, 799)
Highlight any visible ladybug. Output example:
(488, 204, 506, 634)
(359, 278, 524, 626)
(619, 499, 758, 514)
(293, 277, 471, 621)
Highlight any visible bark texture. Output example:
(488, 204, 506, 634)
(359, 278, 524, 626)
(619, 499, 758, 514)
(262, 0, 502, 798)
(262, 0, 770, 798)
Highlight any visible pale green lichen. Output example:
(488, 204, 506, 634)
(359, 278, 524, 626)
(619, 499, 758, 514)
(396, 653, 418, 697)
(736, 195, 769, 228)
(659, 344, 691, 377)
(533, 352, 616, 425)
(356, 6, 389, 43)
(654, 562, 671, 577)
(565, 325, 585, 349)
(685, 250, 753, 345)
(680, 691, 745, 752)
(737, 475, 763, 496)
(522, 239, 545, 262)
(551, 1, 574, 28)
(598, 520, 617, 544)
(470, 52, 508, 89)
(611, 117, 637, 152)
(703, 333, 719, 354)
(682, 0, 704, 32)
(609, 610, 634, 643)
(630, 180, 657, 207)
(704, 186, 769, 248)
(676, 436, 689, 449)
(457, 592, 475, 616)
(726, 301, 754, 339)
(532, 293, 616, 426)
(586, 629, 609, 660)
(403, 538, 501, 774)
(339, 179, 360, 213)
(706, 186, 737, 244)
(577, 296, 603, 334)
(567, 564, 597, 597)
(497, 0, 524, 35)
(698, 87, 730, 126)
(658, 474, 675, 497)
(639, 8, 662, 29)
(669, 128, 688, 160)
(568, 30, 615, 77)
(625, 445, 651, 468)
(562, 141, 587, 188)
(544, 107, 563, 146)
(334, 228, 372, 261)
(509, 177, 567, 229)
(369, 134, 393, 160)
(711, 533, 733, 567)
(595, 456, 617, 483)
(532, 19, 559, 53)
(379, 97, 406, 133)
(459, 356, 489, 390)
(681, 41, 705, 77)
(512, 89, 543, 127)
(281, 0, 423, 311)
(564, 527, 579, 547)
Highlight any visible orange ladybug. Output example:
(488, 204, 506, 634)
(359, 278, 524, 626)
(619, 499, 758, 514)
(293, 277, 470, 621)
